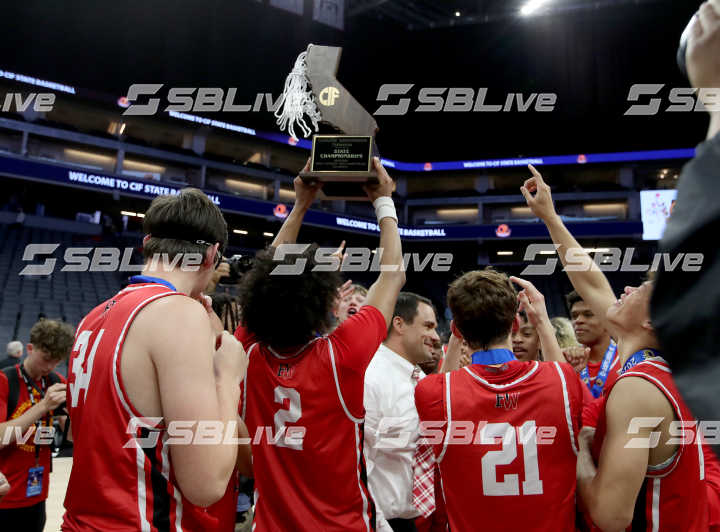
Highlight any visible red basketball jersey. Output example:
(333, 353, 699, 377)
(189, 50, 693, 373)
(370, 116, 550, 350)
(62, 282, 237, 531)
(415, 360, 584, 532)
(235, 305, 387, 531)
(591, 356, 709, 531)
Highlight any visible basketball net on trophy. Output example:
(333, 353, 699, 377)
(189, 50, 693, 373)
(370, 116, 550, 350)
(275, 44, 380, 200)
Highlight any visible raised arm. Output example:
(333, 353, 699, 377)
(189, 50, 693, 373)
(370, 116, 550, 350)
(442, 324, 470, 372)
(271, 160, 321, 247)
(363, 157, 406, 327)
(521, 165, 618, 338)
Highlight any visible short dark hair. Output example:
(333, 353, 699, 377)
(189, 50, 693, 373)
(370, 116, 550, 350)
(29, 319, 75, 361)
(142, 188, 228, 264)
(388, 292, 434, 335)
(447, 268, 518, 350)
(238, 245, 342, 349)
(565, 290, 584, 314)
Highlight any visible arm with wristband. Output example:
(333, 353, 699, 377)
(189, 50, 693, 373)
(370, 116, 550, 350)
(363, 157, 406, 329)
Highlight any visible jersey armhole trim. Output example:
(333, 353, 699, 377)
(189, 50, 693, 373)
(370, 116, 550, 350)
(437, 372, 451, 463)
(112, 291, 184, 429)
(327, 337, 364, 424)
(620, 370, 686, 478)
(241, 343, 258, 420)
(553, 362, 579, 456)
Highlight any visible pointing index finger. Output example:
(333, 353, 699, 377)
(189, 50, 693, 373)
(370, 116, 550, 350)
(528, 164, 546, 186)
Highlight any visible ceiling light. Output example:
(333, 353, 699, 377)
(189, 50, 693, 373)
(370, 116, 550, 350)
(520, 0, 552, 16)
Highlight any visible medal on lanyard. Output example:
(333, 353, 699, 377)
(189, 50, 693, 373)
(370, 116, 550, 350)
(580, 341, 617, 399)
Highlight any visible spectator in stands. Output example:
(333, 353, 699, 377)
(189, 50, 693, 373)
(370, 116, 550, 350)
(334, 283, 367, 324)
(0, 319, 73, 532)
(0, 341, 23, 369)
(0, 472, 8, 502)
(364, 292, 439, 532)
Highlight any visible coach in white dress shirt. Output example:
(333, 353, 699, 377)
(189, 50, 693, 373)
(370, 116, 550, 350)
(364, 292, 440, 532)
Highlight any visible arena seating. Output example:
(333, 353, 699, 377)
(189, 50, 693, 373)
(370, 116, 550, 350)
(0, 223, 124, 359)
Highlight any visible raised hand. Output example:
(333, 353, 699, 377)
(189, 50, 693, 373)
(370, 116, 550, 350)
(293, 159, 323, 211)
(520, 165, 558, 223)
(364, 157, 395, 202)
(563, 345, 591, 373)
(509, 276, 551, 329)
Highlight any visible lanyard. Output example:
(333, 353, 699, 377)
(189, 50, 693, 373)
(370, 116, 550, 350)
(470, 348, 517, 365)
(128, 275, 177, 291)
(580, 340, 618, 398)
(621, 349, 662, 374)
(19, 365, 50, 464)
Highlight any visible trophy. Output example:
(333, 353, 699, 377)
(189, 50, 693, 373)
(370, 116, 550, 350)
(275, 44, 380, 200)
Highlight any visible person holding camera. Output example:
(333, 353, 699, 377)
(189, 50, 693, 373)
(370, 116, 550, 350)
(0, 318, 73, 532)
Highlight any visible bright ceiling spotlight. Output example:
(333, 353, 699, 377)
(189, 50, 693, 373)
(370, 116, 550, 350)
(520, 0, 553, 16)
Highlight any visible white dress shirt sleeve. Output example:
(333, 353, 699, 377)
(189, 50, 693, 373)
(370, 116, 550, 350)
(364, 377, 394, 532)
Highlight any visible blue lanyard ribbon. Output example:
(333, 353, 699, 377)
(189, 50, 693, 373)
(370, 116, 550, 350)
(580, 340, 618, 398)
(128, 275, 177, 292)
(471, 348, 517, 365)
(621, 349, 662, 374)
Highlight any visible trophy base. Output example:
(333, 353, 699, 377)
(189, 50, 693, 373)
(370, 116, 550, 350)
(299, 171, 379, 201)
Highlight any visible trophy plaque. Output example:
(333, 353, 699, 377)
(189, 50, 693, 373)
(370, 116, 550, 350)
(275, 44, 380, 200)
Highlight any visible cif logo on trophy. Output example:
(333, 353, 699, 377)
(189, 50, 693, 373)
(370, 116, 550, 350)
(275, 44, 380, 200)
(319, 86, 340, 107)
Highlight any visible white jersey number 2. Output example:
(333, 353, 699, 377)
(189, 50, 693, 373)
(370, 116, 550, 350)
(273, 386, 303, 450)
